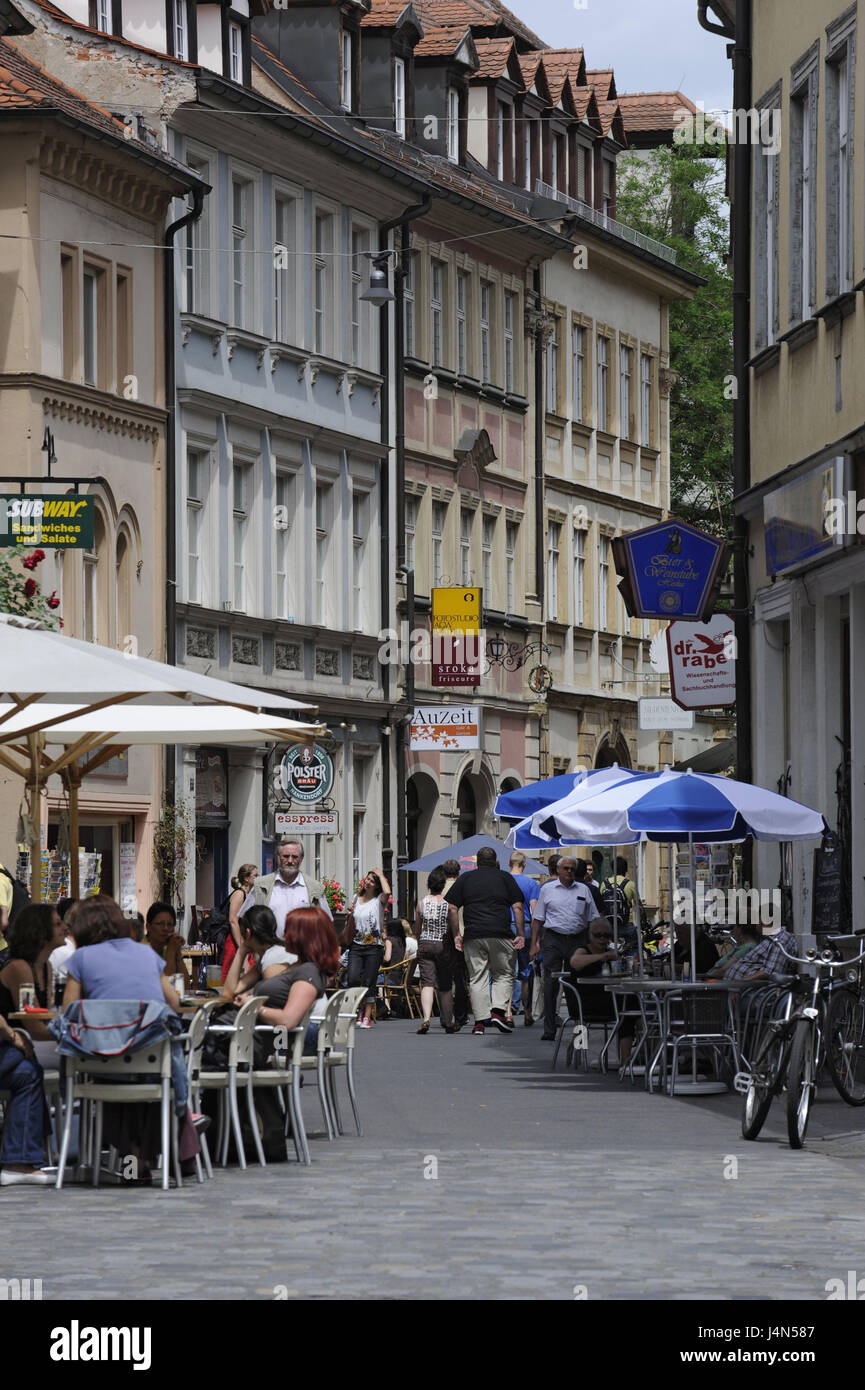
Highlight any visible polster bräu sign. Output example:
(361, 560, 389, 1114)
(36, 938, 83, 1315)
(666, 614, 736, 709)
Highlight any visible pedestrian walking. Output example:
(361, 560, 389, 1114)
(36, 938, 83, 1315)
(444, 847, 524, 1035)
(345, 869, 391, 1028)
(242, 840, 332, 934)
(414, 867, 457, 1034)
(222, 862, 258, 981)
(442, 858, 470, 1027)
(508, 850, 541, 1026)
(529, 856, 596, 1040)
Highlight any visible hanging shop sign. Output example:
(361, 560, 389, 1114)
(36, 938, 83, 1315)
(666, 613, 736, 709)
(763, 457, 844, 576)
(275, 811, 339, 836)
(410, 705, 480, 751)
(431, 586, 481, 686)
(0, 494, 95, 548)
(278, 743, 334, 803)
(638, 697, 695, 730)
(613, 519, 728, 622)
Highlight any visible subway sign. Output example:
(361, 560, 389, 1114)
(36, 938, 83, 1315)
(0, 495, 95, 548)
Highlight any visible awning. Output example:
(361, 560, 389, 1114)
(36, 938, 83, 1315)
(673, 737, 736, 775)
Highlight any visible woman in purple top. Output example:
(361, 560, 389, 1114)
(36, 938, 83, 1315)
(64, 898, 180, 1012)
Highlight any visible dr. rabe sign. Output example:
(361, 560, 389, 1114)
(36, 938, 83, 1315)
(666, 614, 736, 709)
(613, 520, 728, 622)
(0, 494, 94, 548)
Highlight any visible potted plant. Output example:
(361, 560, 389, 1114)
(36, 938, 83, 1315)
(323, 876, 348, 935)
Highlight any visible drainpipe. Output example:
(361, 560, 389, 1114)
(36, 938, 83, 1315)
(698, 0, 752, 872)
(377, 196, 431, 917)
(162, 188, 205, 812)
(532, 267, 545, 608)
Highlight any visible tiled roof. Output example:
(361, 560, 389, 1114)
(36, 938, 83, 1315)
(617, 90, 698, 134)
(360, 0, 414, 26)
(472, 35, 516, 79)
(587, 68, 616, 101)
(411, 0, 544, 50)
(0, 33, 128, 137)
(414, 24, 472, 57)
(539, 48, 585, 86)
(23, 0, 199, 67)
(598, 99, 625, 143)
(517, 51, 541, 88)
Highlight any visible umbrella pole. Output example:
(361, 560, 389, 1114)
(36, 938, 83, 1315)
(634, 840, 645, 978)
(67, 766, 81, 899)
(667, 844, 676, 980)
(611, 847, 619, 949)
(28, 733, 42, 904)
(689, 834, 697, 979)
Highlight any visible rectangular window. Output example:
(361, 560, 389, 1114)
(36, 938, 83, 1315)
(352, 490, 369, 630)
(184, 153, 209, 315)
(341, 29, 353, 109)
(83, 546, 98, 642)
(231, 177, 250, 328)
(352, 756, 371, 885)
(351, 226, 369, 366)
(597, 334, 609, 431)
(274, 470, 294, 620)
(460, 507, 472, 586)
(573, 527, 585, 627)
(825, 41, 854, 297)
(405, 494, 418, 570)
(232, 461, 249, 611)
(229, 20, 243, 83)
(640, 353, 652, 446)
(394, 57, 406, 138)
(620, 344, 633, 439)
(273, 193, 296, 345)
(504, 291, 516, 393)
(82, 264, 104, 387)
(480, 280, 491, 383)
(599, 536, 609, 631)
(602, 160, 613, 217)
(523, 117, 532, 192)
(61, 251, 74, 379)
(404, 250, 415, 356)
(456, 270, 469, 375)
(447, 88, 459, 162)
(91, 0, 112, 33)
(497, 102, 505, 180)
(572, 323, 584, 424)
(547, 521, 560, 622)
(115, 268, 131, 395)
(577, 145, 588, 202)
(754, 91, 780, 350)
(430, 259, 444, 367)
(551, 132, 559, 191)
(431, 500, 446, 586)
(482, 515, 495, 602)
(316, 483, 332, 623)
(546, 317, 558, 413)
(174, 0, 190, 60)
(505, 521, 517, 613)
(186, 448, 206, 604)
(314, 212, 333, 355)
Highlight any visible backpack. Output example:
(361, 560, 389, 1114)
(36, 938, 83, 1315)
(0, 866, 30, 925)
(601, 876, 631, 926)
(193, 895, 233, 958)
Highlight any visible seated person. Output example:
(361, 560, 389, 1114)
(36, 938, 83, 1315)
(569, 916, 637, 1066)
(671, 921, 719, 976)
(237, 906, 340, 1055)
(702, 921, 760, 977)
(48, 898, 77, 1000)
(0, 1011, 52, 1186)
(0, 904, 67, 1070)
(221, 905, 297, 1000)
(384, 917, 408, 968)
(144, 902, 189, 991)
(724, 914, 798, 983)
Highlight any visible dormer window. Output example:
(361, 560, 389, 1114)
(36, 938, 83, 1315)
(89, 0, 120, 34)
(341, 28, 357, 110)
(447, 87, 460, 162)
(394, 57, 406, 138)
(168, 0, 196, 61)
(229, 21, 242, 81)
(219, 9, 249, 85)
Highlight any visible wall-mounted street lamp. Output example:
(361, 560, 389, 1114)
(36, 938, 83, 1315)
(359, 252, 395, 306)
(41, 427, 57, 475)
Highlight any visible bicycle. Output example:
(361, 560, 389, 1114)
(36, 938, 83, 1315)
(739, 940, 865, 1149)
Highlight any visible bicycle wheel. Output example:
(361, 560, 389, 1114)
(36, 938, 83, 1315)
(785, 1017, 816, 1148)
(825, 988, 865, 1105)
(742, 1027, 785, 1140)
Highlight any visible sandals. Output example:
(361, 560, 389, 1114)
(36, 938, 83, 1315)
(417, 1021, 430, 1034)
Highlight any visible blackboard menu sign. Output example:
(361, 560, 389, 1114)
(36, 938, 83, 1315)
(812, 845, 844, 936)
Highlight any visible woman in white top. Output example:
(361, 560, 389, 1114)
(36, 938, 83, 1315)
(413, 866, 457, 1034)
(346, 869, 391, 1028)
(221, 905, 295, 1002)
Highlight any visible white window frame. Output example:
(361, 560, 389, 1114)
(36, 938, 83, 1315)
(447, 87, 460, 163)
(273, 187, 299, 346)
(341, 29, 353, 110)
(351, 224, 371, 367)
(404, 250, 415, 356)
(315, 480, 334, 625)
(480, 280, 492, 383)
(572, 322, 584, 424)
(394, 57, 406, 138)
(460, 507, 472, 586)
(82, 264, 101, 387)
(599, 535, 610, 632)
(405, 494, 418, 569)
(523, 117, 532, 192)
(640, 352, 652, 447)
(546, 317, 558, 414)
(547, 521, 560, 622)
(174, 0, 190, 60)
(229, 20, 243, 83)
(456, 270, 469, 375)
(232, 458, 252, 613)
(231, 173, 255, 331)
(94, 0, 110, 34)
(352, 489, 370, 631)
(313, 208, 335, 356)
(597, 334, 609, 431)
(274, 467, 297, 621)
(573, 525, 585, 627)
(620, 344, 632, 440)
(497, 103, 505, 180)
(504, 291, 516, 392)
(431, 499, 446, 587)
(482, 514, 495, 603)
(505, 521, 517, 613)
(430, 259, 444, 368)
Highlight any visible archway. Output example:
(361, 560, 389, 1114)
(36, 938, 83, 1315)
(456, 775, 477, 840)
(594, 732, 631, 770)
(407, 769, 438, 863)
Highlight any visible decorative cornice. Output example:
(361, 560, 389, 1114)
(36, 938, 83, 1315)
(40, 136, 167, 219)
(43, 393, 160, 442)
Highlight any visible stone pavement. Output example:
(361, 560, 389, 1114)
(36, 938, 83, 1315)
(4, 1016, 865, 1301)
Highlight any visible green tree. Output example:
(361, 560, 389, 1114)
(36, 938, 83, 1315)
(615, 141, 733, 537)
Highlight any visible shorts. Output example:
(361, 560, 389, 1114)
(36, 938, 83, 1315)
(417, 939, 455, 992)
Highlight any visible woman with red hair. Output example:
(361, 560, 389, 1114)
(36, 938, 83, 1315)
(236, 906, 339, 1050)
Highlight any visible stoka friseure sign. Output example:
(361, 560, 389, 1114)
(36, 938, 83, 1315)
(278, 743, 334, 803)
(0, 495, 95, 548)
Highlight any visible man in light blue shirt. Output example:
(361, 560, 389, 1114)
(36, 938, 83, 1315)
(509, 851, 541, 1023)
(528, 856, 595, 1039)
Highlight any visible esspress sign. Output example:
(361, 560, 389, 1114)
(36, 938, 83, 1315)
(666, 614, 736, 709)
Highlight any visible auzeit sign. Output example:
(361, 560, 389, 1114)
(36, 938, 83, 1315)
(410, 705, 480, 751)
(0, 494, 94, 548)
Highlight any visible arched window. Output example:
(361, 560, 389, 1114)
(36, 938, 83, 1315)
(83, 510, 107, 644)
(115, 528, 134, 648)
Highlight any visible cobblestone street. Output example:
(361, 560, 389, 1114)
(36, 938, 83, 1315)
(4, 1018, 865, 1302)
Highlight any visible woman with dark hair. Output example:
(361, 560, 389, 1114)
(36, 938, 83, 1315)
(221, 904, 297, 1000)
(345, 868, 390, 1028)
(0, 904, 66, 1067)
(144, 901, 189, 991)
(236, 906, 340, 1052)
(414, 867, 457, 1034)
(64, 898, 181, 1012)
(222, 862, 259, 981)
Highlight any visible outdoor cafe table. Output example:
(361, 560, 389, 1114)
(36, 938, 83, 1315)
(604, 979, 750, 1094)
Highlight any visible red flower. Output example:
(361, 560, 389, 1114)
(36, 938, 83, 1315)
(32, 549, 45, 563)
(22, 555, 35, 570)
(59, 618, 64, 628)
(24, 577, 37, 597)
(47, 592, 60, 610)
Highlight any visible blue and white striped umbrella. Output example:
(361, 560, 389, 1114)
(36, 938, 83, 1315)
(506, 765, 638, 849)
(545, 767, 825, 846)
